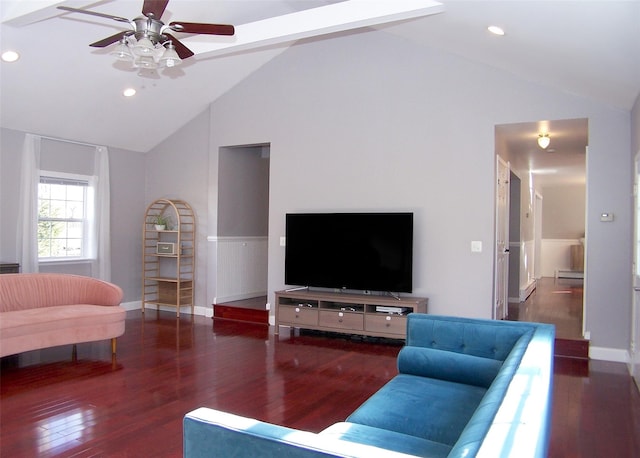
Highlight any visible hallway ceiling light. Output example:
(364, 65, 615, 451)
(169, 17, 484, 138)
(538, 133, 551, 149)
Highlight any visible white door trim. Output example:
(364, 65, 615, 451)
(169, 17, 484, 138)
(631, 151, 640, 388)
(494, 155, 510, 320)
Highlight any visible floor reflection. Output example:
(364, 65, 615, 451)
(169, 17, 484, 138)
(508, 277, 583, 339)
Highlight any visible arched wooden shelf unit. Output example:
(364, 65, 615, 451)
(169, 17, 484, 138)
(142, 199, 195, 316)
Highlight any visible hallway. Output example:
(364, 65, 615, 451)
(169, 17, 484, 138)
(507, 276, 583, 340)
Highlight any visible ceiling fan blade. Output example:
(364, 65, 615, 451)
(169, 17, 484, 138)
(142, 0, 170, 19)
(57, 6, 130, 23)
(163, 33, 194, 59)
(90, 32, 130, 48)
(169, 22, 235, 36)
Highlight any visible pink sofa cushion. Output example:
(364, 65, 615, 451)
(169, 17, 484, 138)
(0, 304, 125, 338)
(0, 305, 126, 357)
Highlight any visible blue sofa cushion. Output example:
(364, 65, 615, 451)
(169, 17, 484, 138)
(320, 422, 453, 458)
(406, 314, 529, 360)
(397, 346, 503, 388)
(346, 373, 487, 446)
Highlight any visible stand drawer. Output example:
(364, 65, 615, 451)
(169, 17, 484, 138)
(319, 310, 364, 331)
(279, 305, 318, 326)
(365, 314, 407, 335)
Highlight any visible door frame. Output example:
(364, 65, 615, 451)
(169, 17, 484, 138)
(494, 155, 510, 320)
(632, 152, 640, 388)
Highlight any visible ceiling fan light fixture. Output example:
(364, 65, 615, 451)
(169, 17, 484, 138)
(132, 35, 156, 56)
(134, 55, 158, 69)
(56, 2, 236, 76)
(110, 39, 133, 61)
(159, 42, 181, 68)
(538, 133, 551, 149)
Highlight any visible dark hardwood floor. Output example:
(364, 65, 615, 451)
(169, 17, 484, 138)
(2, 310, 639, 457)
(508, 276, 584, 340)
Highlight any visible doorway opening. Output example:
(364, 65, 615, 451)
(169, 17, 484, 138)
(494, 118, 588, 341)
(212, 144, 270, 324)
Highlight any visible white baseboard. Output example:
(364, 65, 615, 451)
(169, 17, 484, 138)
(121, 300, 141, 311)
(520, 280, 536, 302)
(589, 346, 630, 363)
(121, 300, 212, 318)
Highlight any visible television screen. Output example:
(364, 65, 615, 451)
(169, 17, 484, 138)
(285, 212, 413, 293)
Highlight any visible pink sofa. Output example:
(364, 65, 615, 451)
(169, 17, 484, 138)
(0, 273, 125, 358)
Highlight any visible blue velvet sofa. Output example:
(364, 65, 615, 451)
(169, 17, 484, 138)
(184, 314, 555, 457)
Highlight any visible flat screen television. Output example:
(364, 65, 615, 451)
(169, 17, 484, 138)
(285, 212, 413, 293)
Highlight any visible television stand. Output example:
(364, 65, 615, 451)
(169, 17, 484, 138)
(275, 290, 428, 339)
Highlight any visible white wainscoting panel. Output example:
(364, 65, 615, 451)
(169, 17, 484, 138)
(540, 239, 580, 278)
(212, 236, 268, 303)
(520, 239, 536, 301)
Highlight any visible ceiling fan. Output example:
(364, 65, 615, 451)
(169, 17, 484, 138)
(57, 0, 235, 69)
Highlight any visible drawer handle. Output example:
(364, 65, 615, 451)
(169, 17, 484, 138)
(338, 312, 344, 317)
(295, 307, 300, 313)
(385, 316, 391, 321)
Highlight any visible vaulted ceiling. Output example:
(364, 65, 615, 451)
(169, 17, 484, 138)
(1, 0, 639, 163)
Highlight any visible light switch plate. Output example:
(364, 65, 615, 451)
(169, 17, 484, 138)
(471, 241, 482, 252)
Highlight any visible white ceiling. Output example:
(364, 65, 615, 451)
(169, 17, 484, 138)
(496, 118, 588, 187)
(1, 1, 639, 184)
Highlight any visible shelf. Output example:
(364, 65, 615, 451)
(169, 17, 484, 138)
(146, 276, 192, 283)
(142, 199, 195, 317)
(275, 290, 427, 339)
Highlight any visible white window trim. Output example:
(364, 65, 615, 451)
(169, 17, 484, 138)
(38, 170, 96, 263)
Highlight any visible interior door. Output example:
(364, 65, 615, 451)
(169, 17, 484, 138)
(633, 153, 640, 390)
(495, 156, 510, 320)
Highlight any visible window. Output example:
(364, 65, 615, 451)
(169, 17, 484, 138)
(38, 172, 94, 260)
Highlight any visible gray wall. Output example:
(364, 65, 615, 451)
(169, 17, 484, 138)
(541, 184, 586, 239)
(632, 94, 639, 369)
(0, 128, 145, 302)
(144, 109, 211, 309)
(218, 146, 269, 237)
(0, 128, 24, 261)
(201, 29, 632, 349)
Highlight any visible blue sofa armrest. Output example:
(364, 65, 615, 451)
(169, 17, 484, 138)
(183, 407, 422, 458)
(450, 322, 555, 458)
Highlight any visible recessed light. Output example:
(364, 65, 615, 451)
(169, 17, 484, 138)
(1, 51, 20, 62)
(123, 88, 136, 97)
(488, 25, 505, 36)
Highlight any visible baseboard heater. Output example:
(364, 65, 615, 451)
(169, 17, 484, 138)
(556, 269, 584, 279)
